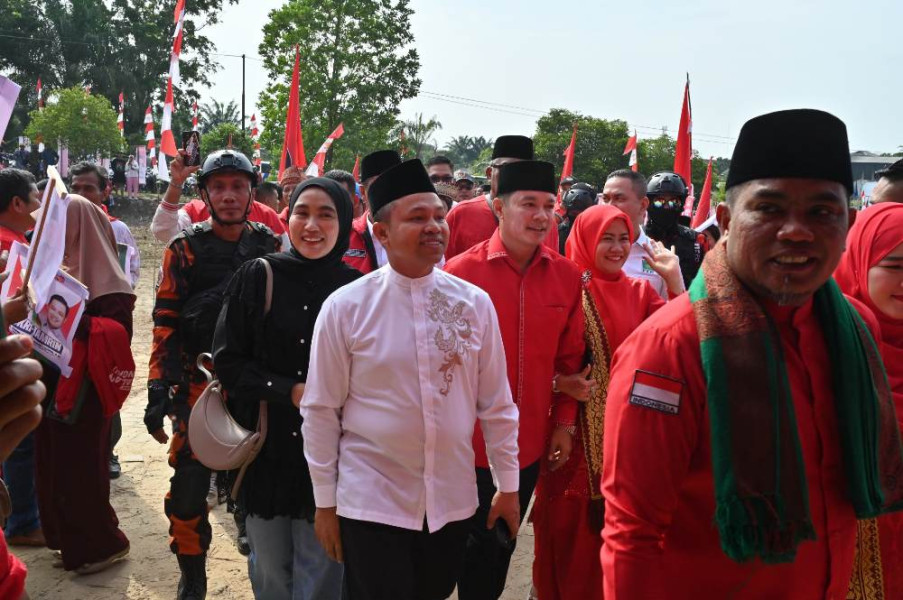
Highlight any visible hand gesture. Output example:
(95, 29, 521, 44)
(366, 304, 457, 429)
(168, 150, 200, 188)
(642, 240, 685, 295)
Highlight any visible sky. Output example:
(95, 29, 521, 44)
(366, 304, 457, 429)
(203, 0, 903, 160)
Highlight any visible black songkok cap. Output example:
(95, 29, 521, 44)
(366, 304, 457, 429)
(497, 160, 557, 197)
(492, 135, 534, 160)
(368, 159, 436, 215)
(726, 109, 853, 195)
(361, 150, 402, 182)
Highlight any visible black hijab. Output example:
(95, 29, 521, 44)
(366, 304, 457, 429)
(266, 177, 354, 275)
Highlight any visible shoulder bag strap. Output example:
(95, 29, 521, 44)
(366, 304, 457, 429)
(257, 257, 272, 436)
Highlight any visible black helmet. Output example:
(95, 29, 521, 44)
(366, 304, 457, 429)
(197, 149, 257, 189)
(646, 172, 688, 198)
(562, 182, 597, 214)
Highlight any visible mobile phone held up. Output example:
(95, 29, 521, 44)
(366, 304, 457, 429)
(182, 131, 201, 167)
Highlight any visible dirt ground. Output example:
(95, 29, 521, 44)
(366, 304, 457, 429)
(16, 195, 534, 599)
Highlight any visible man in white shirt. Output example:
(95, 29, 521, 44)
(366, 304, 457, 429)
(600, 169, 685, 299)
(301, 158, 521, 600)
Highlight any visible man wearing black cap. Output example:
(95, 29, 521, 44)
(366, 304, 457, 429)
(301, 159, 521, 600)
(645, 171, 707, 288)
(342, 150, 402, 274)
(445, 160, 587, 600)
(445, 135, 559, 259)
(871, 158, 903, 205)
(601, 109, 903, 599)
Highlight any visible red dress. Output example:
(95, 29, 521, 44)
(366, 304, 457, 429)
(532, 205, 665, 600)
(835, 203, 903, 599)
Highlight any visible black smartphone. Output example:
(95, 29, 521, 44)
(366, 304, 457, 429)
(182, 131, 201, 166)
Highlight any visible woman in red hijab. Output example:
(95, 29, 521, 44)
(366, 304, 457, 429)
(835, 202, 903, 600)
(532, 204, 681, 600)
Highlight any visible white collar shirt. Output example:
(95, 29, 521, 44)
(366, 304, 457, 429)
(623, 227, 670, 300)
(301, 264, 520, 532)
(365, 217, 389, 268)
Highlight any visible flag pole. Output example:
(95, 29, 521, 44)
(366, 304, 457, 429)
(21, 177, 57, 291)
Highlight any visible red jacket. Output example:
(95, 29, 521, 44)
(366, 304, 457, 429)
(342, 214, 379, 274)
(601, 294, 880, 599)
(445, 229, 584, 469)
(445, 194, 559, 260)
(184, 198, 286, 234)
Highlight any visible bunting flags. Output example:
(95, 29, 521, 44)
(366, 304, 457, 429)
(192, 100, 199, 132)
(560, 123, 578, 184)
(144, 105, 157, 166)
(279, 45, 307, 175)
(623, 130, 638, 172)
(117, 92, 125, 137)
(160, 0, 186, 157)
(351, 154, 360, 183)
(36, 78, 43, 110)
(305, 123, 345, 177)
(250, 113, 261, 166)
(691, 158, 716, 231)
(673, 75, 693, 191)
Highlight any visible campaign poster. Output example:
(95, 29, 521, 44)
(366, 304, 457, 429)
(1, 241, 88, 377)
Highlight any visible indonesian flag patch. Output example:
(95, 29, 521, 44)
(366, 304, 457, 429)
(629, 370, 683, 415)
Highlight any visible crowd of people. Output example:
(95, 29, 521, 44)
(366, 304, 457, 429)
(0, 105, 902, 600)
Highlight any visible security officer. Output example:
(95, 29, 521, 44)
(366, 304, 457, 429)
(145, 148, 279, 600)
(558, 182, 597, 254)
(644, 172, 707, 288)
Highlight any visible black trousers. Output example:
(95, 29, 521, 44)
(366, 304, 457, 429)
(456, 460, 541, 600)
(340, 516, 470, 600)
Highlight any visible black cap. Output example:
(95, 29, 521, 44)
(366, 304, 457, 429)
(497, 161, 557, 196)
(361, 150, 402, 182)
(368, 159, 436, 215)
(560, 176, 577, 186)
(726, 109, 853, 195)
(492, 135, 534, 160)
(198, 149, 257, 189)
(876, 158, 903, 180)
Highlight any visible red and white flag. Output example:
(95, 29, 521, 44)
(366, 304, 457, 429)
(279, 46, 307, 174)
(160, 0, 186, 157)
(691, 157, 715, 231)
(192, 100, 199, 132)
(117, 92, 125, 137)
(36, 78, 43, 110)
(623, 130, 638, 172)
(560, 123, 578, 184)
(674, 75, 693, 192)
(351, 154, 361, 183)
(144, 105, 156, 165)
(629, 371, 683, 415)
(250, 113, 261, 166)
(305, 123, 345, 177)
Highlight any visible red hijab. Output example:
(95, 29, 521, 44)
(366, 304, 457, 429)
(835, 202, 903, 405)
(566, 204, 663, 353)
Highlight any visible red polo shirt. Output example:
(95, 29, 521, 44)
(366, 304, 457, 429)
(0, 225, 27, 254)
(445, 194, 559, 260)
(445, 229, 584, 469)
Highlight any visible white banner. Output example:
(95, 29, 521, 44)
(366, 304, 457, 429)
(27, 168, 70, 312)
(138, 146, 147, 185)
(0, 76, 21, 142)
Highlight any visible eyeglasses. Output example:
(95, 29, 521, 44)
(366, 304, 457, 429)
(429, 175, 454, 184)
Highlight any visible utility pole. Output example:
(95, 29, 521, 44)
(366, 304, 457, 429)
(241, 53, 246, 132)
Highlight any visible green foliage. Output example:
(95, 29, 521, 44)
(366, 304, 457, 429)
(533, 109, 630, 188)
(200, 123, 254, 158)
(199, 100, 240, 132)
(440, 135, 493, 171)
(394, 113, 441, 159)
(257, 0, 421, 170)
(633, 133, 710, 194)
(0, 0, 237, 149)
(25, 87, 122, 158)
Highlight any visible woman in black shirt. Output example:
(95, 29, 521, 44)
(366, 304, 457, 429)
(213, 177, 360, 600)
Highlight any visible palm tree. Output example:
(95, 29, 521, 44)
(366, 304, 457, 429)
(395, 114, 442, 159)
(199, 99, 240, 132)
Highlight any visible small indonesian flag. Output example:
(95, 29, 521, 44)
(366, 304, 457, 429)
(37, 78, 43, 109)
(629, 371, 683, 415)
(117, 92, 124, 137)
(305, 123, 345, 177)
(623, 130, 638, 172)
(192, 100, 199, 132)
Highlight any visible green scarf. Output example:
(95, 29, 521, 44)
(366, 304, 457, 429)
(689, 242, 903, 564)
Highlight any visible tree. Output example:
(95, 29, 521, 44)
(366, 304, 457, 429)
(533, 109, 631, 188)
(394, 114, 441, 159)
(0, 0, 238, 149)
(441, 135, 493, 170)
(257, 0, 421, 170)
(25, 87, 122, 158)
(200, 123, 254, 159)
(199, 100, 240, 132)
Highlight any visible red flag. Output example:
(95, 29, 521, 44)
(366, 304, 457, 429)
(305, 123, 345, 177)
(280, 45, 307, 175)
(673, 75, 692, 188)
(192, 101, 199, 132)
(36, 78, 43, 109)
(690, 157, 714, 230)
(117, 92, 124, 137)
(160, 0, 186, 157)
(623, 130, 638, 172)
(351, 154, 361, 183)
(560, 123, 578, 184)
(145, 105, 157, 166)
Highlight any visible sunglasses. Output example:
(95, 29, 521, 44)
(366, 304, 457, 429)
(652, 199, 682, 210)
(429, 174, 454, 184)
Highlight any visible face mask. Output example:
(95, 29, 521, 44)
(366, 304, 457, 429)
(647, 204, 680, 231)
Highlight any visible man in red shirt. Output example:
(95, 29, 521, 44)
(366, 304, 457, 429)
(601, 109, 903, 599)
(0, 168, 38, 254)
(445, 136, 558, 259)
(445, 160, 586, 600)
(343, 150, 402, 274)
